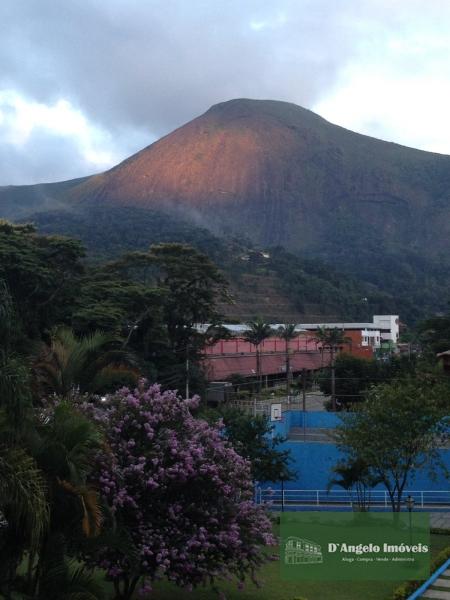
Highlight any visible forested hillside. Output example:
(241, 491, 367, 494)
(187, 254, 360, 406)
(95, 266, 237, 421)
(23, 205, 427, 323)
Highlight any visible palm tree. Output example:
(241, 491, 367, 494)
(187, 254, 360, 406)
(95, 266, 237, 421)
(0, 407, 104, 598)
(34, 327, 139, 398)
(327, 458, 382, 511)
(0, 447, 48, 543)
(243, 318, 273, 394)
(277, 324, 299, 394)
(315, 327, 351, 411)
(0, 308, 104, 596)
(30, 401, 104, 597)
(0, 446, 49, 596)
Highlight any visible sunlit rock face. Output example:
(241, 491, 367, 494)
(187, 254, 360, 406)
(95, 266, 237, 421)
(66, 98, 450, 256)
(2, 98, 450, 258)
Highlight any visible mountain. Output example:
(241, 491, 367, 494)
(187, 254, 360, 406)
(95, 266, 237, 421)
(0, 176, 88, 220)
(1, 98, 449, 322)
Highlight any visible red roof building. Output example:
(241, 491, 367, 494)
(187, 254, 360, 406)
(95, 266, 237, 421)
(202, 333, 329, 381)
(200, 318, 398, 382)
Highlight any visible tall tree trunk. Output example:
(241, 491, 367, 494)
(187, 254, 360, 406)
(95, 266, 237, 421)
(387, 489, 399, 513)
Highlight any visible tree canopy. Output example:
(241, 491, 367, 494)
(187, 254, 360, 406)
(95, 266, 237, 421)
(207, 406, 295, 484)
(335, 377, 450, 511)
(418, 314, 450, 355)
(0, 221, 278, 599)
(318, 353, 417, 409)
(0, 221, 84, 342)
(0, 222, 230, 395)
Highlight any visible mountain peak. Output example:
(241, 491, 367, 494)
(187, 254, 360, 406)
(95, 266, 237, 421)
(204, 97, 325, 125)
(2, 98, 449, 264)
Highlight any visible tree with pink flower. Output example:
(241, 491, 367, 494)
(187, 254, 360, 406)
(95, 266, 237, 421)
(82, 382, 275, 599)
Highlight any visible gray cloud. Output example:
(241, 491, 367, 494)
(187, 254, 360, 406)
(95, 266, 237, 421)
(1, 0, 450, 184)
(0, 121, 150, 185)
(0, 129, 94, 185)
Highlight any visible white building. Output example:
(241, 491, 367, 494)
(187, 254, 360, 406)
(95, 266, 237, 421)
(373, 315, 400, 344)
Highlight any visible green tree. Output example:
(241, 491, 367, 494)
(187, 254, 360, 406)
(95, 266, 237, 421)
(319, 354, 419, 409)
(0, 221, 84, 341)
(0, 323, 103, 598)
(28, 401, 104, 599)
(315, 327, 352, 411)
(0, 446, 49, 597)
(243, 318, 273, 393)
(209, 407, 295, 484)
(33, 327, 138, 398)
(0, 280, 33, 438)
(335, 378, 449, 511)
(106, 243, 229, 391)
(72, 267, 164, 339)
(277, 324, 299, 394)
(327, 457, 381, 511)
(319, 354, 376, 409)
(0, 279, 22, 353)
(417, 313, 450, 355)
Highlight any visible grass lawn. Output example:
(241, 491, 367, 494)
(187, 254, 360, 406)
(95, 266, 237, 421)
(140, 531, 450, 600)
(93, 528, 449, 599)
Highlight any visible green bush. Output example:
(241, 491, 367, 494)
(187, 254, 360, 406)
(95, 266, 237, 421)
(431, 527, 450, 535)
(432, 546, 450, 570)
(392, 585, 410, 600)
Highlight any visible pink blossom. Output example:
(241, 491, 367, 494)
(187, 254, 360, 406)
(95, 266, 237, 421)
(82, 383, 275, 594)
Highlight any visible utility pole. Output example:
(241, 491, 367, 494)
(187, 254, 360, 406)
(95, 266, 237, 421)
(302, 368, 307, 441)
(256, 348, 261, 395)
(331, 345, 336, 411)
(286, 348, 293, 395)
(185, 344, 190, 399)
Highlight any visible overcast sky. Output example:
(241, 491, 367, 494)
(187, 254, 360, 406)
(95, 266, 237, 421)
(1, 0, 450, 185)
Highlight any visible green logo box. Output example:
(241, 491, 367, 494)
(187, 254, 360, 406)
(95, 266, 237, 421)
(280, 512, 430, 581)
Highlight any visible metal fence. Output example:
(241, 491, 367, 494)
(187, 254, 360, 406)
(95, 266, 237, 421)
(227, 398, 272, 416)
(256, 488, 450, 509)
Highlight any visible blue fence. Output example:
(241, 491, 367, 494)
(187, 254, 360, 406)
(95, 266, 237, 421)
(271, 410, 340, 438)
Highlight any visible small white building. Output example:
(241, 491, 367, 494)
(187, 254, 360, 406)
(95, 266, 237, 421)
(373, 315, 400, 344)
(294, 315, 399, 350)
